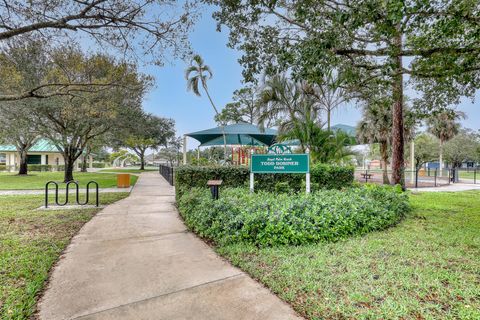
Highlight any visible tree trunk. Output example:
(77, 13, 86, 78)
(327, 108, 331, 131)
(81, 156, 88, 172)
(18, 149, 28, 175)
(64, 155, 75, 182)
(438, 140, 443, 177)
(139, 151, 145, 170)
(380, 141, 390, 184)
(81, 146, 91, 173)
(390, 29, 405, 189)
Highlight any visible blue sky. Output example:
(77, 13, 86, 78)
(140, 8, 479, 150)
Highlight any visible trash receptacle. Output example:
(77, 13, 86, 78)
(418, 169, 426, 177)
(117, 174, 130, 188)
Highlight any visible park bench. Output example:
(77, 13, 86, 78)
(360, 173, 373, 181)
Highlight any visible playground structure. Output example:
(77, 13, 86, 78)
(183, 123, 278, 165)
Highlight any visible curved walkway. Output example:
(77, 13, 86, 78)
(38, 172, 301, 320)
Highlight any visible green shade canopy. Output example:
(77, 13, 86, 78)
(186, 123, 277, 147)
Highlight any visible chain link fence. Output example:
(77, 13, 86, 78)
(353, 168, 465, 188)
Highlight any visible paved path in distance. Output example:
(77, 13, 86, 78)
(38, 172, 302, 320)
(410, 183, 480, 192)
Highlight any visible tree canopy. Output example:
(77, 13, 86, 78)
(0, 1, 197, 62)
(118, 111, 176, 170)
(0, 1, 199, 101)
(0, 41, 151, 101)
(208, 0, 480, 187)
(30, 47, 148, 181)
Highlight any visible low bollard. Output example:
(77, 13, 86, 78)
(207, 180, 223, 200)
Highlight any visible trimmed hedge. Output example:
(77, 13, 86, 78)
(28, 164, 51, 172)
(92, 162, 107, 168)
(178, 185, 409, 246)
(175, 164, 354, 198)
(27, 164, 66, 172)
(2, 164, 67, 172)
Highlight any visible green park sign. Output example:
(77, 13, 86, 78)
(251, 154, 309, 173)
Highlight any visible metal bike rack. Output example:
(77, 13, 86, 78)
(45, 180, 99, 208)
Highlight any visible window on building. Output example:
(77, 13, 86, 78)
(27, 155, 41, 165)
(0, 153, 6, 164)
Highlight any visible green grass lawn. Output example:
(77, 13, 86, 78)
(218, 191, 480, 320)
(0, 193, 130, 319)
(98, 167, 158, 174)
(458, 171, 479, 180)
(0, 172, 138, 190)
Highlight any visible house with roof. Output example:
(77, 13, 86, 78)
(0, 138, 93, 171)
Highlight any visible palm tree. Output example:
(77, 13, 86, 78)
(302, 69, 348, 130)
(185, 54, 227, 161)
(427, 110, 466, 176)
(356, 102, 392, 184)
(257, 75, 315, 128)
(278, 101, 353, 163)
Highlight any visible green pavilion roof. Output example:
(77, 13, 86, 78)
(331, 124, 356, 136)
(186, 123, 278, 147)
(0, 139, 60, 153)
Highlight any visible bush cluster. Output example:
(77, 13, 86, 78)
(1, 163, 107, 172)
(92, 162, 106, 168)
(28, 164, 60, 172)
(174, 164, 354, 198)
(178, 185, 409, 246)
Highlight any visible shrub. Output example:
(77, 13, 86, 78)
(28, 164, 51, 172)
(23, 164, 66, 172)
(0, 164, 6, 171)
(178, 185, 409, 246)
(175, 165, 250, 198)
(175, 164, 354, 198)
(310, 163, 354, 189)
(92, 162, 106, 168)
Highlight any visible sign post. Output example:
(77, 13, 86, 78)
(306, 148, 310, 193)
(250, 149, 255, 193)
(250, 144, 310, 193)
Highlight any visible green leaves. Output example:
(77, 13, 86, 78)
(178, 185, 409, 246)
(174, 164, 354, 198)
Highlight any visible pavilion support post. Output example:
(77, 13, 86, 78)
(183, 135, 187, 165)
(197, 147, 200, 160)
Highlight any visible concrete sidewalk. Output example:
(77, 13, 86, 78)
(409, 183, 480, 192)
(38, 172, 301, 320)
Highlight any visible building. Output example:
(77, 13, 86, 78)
(0, 139, 92, 171)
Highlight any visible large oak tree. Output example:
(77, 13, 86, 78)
(117, 111, 176, 170)
(34, 47, 148, 182)
(0, 0, 199, 101)
(208, 0, 480, 187)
